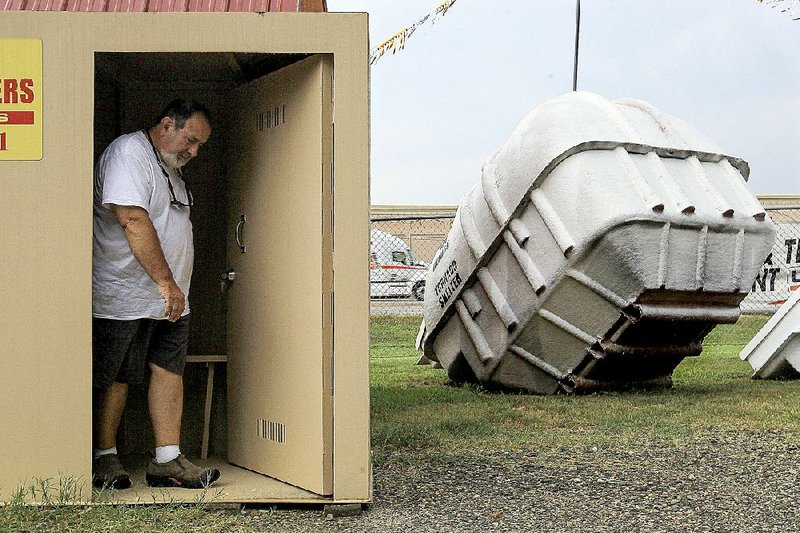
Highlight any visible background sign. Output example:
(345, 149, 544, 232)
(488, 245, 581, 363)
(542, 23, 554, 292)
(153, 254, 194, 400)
(0, 39, 42, 161)
(740, 219, 800, 314)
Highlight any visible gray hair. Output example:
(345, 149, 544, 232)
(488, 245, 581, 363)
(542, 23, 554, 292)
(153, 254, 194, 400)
(155, 99, 211, 129)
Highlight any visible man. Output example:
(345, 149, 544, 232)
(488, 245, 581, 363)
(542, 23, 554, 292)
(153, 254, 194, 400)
(92, 99, 220, 490)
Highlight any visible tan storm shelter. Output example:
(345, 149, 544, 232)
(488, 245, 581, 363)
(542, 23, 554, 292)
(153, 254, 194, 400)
(0, 12, 370, 504)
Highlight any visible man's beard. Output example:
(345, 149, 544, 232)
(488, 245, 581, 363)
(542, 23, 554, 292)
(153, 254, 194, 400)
(160, 151, 189, 170)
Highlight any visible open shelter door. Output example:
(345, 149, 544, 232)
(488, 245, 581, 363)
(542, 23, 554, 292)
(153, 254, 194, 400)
(224, 55, 334, 495)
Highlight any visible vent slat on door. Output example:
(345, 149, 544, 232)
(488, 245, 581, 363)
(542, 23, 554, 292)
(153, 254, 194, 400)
(256, 105, 287, 132)
(257, 418, 286, 444)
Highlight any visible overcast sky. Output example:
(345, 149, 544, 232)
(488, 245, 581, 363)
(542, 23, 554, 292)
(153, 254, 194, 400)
(328, 0, 800, 206)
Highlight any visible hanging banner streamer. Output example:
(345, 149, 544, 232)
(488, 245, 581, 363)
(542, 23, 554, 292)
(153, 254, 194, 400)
(370, 0, 458, 65)
(757, 0, 800, 20)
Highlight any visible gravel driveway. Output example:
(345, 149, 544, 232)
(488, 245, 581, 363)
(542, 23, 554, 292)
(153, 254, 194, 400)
(237, 430, 800, 532)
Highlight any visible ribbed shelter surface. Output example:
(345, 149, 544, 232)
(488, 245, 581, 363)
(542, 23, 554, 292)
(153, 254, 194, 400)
(420, 91, 775, 394)
(1, 0, 325, 11)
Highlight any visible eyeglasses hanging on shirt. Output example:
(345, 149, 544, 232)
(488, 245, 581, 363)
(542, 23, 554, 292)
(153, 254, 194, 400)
(143, 129, 194, 209)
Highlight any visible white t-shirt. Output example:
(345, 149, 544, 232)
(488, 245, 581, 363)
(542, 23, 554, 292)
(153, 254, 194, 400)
(92, 130, 194, 320)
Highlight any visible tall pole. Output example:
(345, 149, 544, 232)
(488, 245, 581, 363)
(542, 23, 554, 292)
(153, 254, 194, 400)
(573, 0, 581, 91)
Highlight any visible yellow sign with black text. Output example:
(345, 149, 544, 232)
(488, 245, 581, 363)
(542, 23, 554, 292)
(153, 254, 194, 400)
(0, 39, 42, 161)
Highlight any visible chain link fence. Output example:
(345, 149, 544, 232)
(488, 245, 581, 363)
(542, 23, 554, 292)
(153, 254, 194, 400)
(370, 215, 454, 316)
(370, 206, 800, 346)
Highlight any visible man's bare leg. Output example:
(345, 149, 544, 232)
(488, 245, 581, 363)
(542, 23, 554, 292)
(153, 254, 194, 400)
(94, 382, 129, 450)
(148, 362, 183, 447)
(145, 362, 221, 488)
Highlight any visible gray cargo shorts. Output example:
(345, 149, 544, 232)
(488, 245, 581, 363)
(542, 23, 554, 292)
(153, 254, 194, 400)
(92, 315, 190, 389)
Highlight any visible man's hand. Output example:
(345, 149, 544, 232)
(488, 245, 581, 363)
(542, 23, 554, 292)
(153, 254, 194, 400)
(158, 280, 186, 322)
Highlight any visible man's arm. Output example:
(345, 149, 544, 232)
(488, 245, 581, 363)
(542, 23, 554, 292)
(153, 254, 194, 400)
(111, 204, 185, 322)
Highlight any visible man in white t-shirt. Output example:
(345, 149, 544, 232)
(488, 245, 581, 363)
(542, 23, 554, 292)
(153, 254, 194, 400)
(92, 99, 219, 490)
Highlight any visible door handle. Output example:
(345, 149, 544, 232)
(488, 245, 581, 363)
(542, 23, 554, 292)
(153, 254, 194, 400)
(235, 214, 247, 254)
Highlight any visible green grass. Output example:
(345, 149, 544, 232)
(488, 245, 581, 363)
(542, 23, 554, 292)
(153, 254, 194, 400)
(0, 502, 239, 533)
(4, 313, 798, 530)
(0, 479, 240, 533)
(703, 314, 769, 345)
(370, 314, 800, 457)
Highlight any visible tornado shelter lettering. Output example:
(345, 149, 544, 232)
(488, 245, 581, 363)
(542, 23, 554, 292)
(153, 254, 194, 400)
(434, 260, 462, 309)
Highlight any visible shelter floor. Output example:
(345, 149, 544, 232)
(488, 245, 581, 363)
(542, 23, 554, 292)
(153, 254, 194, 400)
(94, 456, 328, 504)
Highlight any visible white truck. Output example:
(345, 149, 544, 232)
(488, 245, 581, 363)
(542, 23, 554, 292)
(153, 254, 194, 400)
(370, 229, 428, 300)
